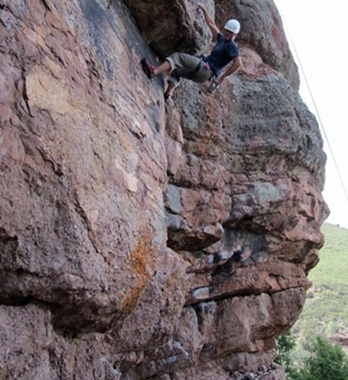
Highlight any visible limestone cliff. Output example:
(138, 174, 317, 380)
(0, 0, 328, 379)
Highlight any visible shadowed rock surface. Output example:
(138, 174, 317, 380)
(0, 0, 328, 379)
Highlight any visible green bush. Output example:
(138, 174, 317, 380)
(300, 337, 348, 380)
(276, 333, 348, 380)
(275, 331, 301, 380)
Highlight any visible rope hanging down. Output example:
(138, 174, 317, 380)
(277, 1, 348, 205)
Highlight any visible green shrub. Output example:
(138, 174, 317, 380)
(275, 331, 302, 380)
(276, 332, 348, 380)
(300, 336, 348, 380)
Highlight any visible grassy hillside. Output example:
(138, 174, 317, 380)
(292, 223, 348, 361)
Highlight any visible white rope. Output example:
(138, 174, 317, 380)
(276, 1, 348, 205)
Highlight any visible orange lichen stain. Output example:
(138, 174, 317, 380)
(122, 232, 157, 313)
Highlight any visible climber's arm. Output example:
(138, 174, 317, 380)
(198, 4, 219, 40)
(218, 56, 242, 83)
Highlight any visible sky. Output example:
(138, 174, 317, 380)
(273, 0, 348, 229)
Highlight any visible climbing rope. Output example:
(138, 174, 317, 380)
(277, 1, 348, 205)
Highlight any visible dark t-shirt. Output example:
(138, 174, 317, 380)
(206, 33, 239, 77)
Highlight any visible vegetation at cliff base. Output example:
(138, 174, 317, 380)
(277, 334, 348, 380)
(276, 223, 348, 378)
(294, 223, 348, 350)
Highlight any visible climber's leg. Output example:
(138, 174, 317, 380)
(141, 58, 171, 79)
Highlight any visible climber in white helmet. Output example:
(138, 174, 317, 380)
(141, 4, 242, 101)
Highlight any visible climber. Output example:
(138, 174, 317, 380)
(141, 4, 242, 100)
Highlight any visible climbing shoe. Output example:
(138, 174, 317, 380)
(207, 79, 219, 94)
(141, 58, 155, 79)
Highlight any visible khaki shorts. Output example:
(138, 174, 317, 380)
(166, 52, 213, 86)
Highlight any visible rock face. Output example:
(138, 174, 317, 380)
(0, 0, 328, 379)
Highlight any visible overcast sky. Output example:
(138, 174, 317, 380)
(273, 0, 348, 229)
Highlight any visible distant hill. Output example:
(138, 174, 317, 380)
(292, 223, 348, 359)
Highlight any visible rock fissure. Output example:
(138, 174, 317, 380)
(72, 192, 101, 255)
(186, 273, 308, 307)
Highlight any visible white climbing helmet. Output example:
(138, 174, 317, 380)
(224, 19, 241, 34)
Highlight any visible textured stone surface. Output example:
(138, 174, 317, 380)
(123, 0, 215, 57)
(0, 0, 328, 379)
